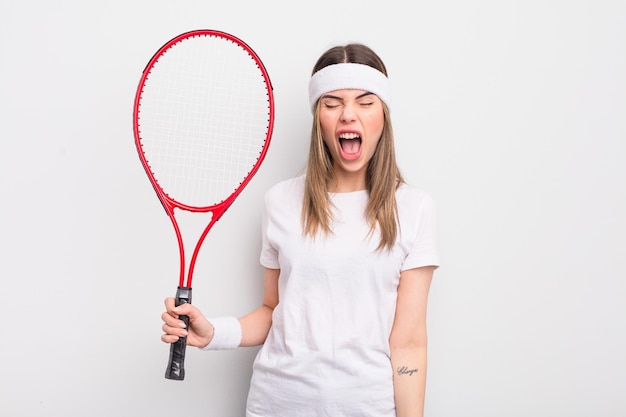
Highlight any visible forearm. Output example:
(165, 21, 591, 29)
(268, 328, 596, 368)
(390, 344, 427, 417)
(238, 267, 279, 347)
(238, 303, 274, 347)
(389, 266, 434, 416)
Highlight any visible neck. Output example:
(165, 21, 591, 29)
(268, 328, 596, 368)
(328, 173, 366, 193)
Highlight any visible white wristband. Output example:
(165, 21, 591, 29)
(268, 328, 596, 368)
(200, 316, 242, 351)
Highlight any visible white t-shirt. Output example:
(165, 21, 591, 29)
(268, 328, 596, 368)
(246, 175, 439, 417)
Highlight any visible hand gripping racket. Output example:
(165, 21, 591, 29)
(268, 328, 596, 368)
(133, 30, 274, 380)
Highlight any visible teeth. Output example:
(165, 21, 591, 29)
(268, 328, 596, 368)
(338, 133, 360, 139)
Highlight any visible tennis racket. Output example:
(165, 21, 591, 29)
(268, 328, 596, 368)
(133, 29, 274, 380)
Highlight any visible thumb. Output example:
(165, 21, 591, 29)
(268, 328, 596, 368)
(172, 301, 199, 319)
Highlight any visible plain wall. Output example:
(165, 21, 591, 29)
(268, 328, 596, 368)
(1, 1, 624, 416)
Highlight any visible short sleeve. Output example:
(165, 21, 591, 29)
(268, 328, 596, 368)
(401, 191, 440, 271)
(259, 190, 280, 269)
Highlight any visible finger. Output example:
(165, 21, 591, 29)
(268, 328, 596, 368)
(161, 312, 188, 329)
(161, 333, 180, 344)
(164, 297, 176, 312)
(165, 296, 200, 319)
(161, 310, 180, 324)
(171, 301, 196, 317)
(162, 321, 188, 337)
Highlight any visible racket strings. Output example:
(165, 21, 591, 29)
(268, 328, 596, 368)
(138, 34, 271, 208)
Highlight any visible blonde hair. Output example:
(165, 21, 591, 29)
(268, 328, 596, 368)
(302, 44, 404, 251)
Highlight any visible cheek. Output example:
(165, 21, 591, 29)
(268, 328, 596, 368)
(319, 114, 336, 143)
(367, 113, 385, 140)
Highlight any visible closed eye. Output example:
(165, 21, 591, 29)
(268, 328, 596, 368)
(320, 96, 342, 108)
(319, 92, 378, 109)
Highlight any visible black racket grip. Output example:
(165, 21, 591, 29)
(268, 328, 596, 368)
(164, 286, 192, 380)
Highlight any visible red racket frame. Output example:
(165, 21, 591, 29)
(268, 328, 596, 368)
(133, 29, 274, 290)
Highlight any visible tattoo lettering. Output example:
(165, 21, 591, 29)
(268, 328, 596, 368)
(397, 366, 418, 376)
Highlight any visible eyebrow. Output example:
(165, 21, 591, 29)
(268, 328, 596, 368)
(320, 91, 375, 101)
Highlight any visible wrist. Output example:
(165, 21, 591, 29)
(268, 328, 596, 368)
(200, 316, 242, 350)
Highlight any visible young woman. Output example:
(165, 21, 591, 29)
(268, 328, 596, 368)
(161, 43, 440, 417)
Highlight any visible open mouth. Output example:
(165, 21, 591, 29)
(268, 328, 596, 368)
(339, 132, 362, 159)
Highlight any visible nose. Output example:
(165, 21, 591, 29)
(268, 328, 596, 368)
(340, 103, 357, 122)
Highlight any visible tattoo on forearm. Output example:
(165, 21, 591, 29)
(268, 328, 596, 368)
(397, 366, 418, 376)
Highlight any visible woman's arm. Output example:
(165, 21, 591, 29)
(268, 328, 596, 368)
(161, 267, 280, 348)
(389, 265, 435, 417)
(238, 267, 280, 346)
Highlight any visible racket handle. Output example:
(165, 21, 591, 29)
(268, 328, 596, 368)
(164, 286, 192, 380)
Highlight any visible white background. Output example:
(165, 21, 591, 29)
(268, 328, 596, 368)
(1, 1, 624, 416)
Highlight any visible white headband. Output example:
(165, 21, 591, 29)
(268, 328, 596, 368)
(308, 63, 391, 113)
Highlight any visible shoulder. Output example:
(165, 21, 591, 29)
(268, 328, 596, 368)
(264, 175, 305, 207)
(395, 182, 437, 212)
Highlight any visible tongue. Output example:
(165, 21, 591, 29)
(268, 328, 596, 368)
(341, 139, 360, 154)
